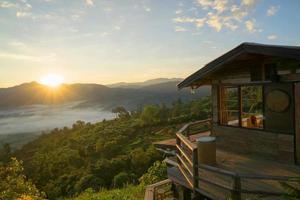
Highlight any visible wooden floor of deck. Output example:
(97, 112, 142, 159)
(154, 131, 211, 150)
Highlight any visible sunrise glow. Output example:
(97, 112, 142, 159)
(39, 74, 64, 88)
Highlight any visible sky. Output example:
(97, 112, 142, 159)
(0, 0, 300, 87)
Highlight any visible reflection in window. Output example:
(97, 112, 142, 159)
(241, 86, 263, 129)
(220, 87, 239, 126)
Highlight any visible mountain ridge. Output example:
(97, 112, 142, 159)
(0, 78, 209, 110)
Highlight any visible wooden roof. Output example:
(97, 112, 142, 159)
(178, 42, 300, 89)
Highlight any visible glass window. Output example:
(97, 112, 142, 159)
(241, 86, 263, 129)
(220, 87, 240, 126)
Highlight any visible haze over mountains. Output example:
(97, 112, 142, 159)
(0, 78, 210, 110)
(107, 78, 183, 88)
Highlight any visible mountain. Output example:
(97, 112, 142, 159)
(0, 79, 210, 110)
(107, 78, 183, 88)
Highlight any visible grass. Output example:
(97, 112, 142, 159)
(70, 185, 145, 200)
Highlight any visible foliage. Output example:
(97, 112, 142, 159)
(0, 158, 45, 200)
(112, 106, 130, 119)
(113, 172, 136, 188)
(281, 179, 300, 200)
(139, 161, 167, 186)
(13, 97, 211, 199)
(71, 185, 144, 200)
(140, 105, 161, 126)
(0, 143, 11, 164)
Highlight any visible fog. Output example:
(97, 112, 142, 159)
(0, 102, 115, 135)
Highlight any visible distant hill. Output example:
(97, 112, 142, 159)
(107, 78, 183, 88)
(0, 79, 210, 110)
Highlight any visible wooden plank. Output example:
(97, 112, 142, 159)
(178, 165, 194, 188)
(176, 144, 193, 166)
(198, 163, 237, 177)
(176, 133, 196, 151)
(212, 124, 295, 163)
(231, 176, 241, 200)
(176, 154, 193, 176)
(144, 179, 172, 200)
(192, 148, 199, 189)
(167, 167, 192, 190)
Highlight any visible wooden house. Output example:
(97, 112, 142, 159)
(146, 43, 300, 200)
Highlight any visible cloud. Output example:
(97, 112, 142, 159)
(0, 52, 55, 62)
(206, 13, 222, 31)
(0, 1, 17, 8)
(16, 12, 32, 18)
(241, 0, 259, 7)
(175, 9, 183, 14)
(174, 26, 187, 32)
(173, 17, 196, 23)
(85, 0, 94, 6)
(197, 0, 228, 13)
(245, 19, 258, 33)
(9, 41, 26, 47)
(175, 0, 261, 33)
(114, 26, 121, 30)
(224, 21, 238, 31)
(144, 7, 151, 12)
(230, 5, 248, 21)
(267, 5, 279, 16)
(195, 18, 206, 27)
(267, 34, 277, 40)
(100, 32, 110, 37)
(173, 17, 206, 28)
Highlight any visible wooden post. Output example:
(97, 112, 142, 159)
(192, 148, 199, 191)
(186, 126, 190, 137)
(231, 176, 241, 200)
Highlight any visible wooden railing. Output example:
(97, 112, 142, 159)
(144, 179, 174, 200)
(176, 119, 211, 189)
(196, 163, 300, 199)
(175, 119, 300, 199)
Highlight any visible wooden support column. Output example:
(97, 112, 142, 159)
(295, 83, 300, 164)
(231, 176, 241, 200)
(192, 148, 199, 189)
(192, 146, 200, 199)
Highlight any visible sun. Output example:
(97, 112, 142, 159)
(39, 74, 64, 88)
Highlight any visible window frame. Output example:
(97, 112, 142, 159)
(219, 83, 265, 131)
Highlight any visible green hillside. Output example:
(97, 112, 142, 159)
(0, 97, 211, 199)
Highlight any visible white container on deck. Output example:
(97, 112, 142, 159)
(196, 136, 216, 165)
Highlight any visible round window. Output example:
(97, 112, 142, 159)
(266, 90, 290, 113)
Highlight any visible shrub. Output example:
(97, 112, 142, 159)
(139, 161, 167, 185)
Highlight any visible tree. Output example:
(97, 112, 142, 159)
(140, 105, 160, 126)
(113, 172, 135, 188)
(74, 174, 105, 192)
(139, 161, 167, 185)
(0, 158, 45, 200)
(112, 106, 130, 119)
(171, 98, 183, 117)
(0, 143, 11, 164)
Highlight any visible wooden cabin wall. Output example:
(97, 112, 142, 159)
(212, 64, 252, 84)
(212, 125, 294, 163)
(210, 84, 295, 163)
(212, 84, 218, 123)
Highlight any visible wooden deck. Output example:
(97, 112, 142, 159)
(165, 119, 300, 200)
(168, 148, 300, 199)
(153, 131, 211, 150)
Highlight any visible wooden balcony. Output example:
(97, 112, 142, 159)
(166, 120, 300, 200)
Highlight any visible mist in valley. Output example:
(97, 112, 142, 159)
(0, 102, 115, 148)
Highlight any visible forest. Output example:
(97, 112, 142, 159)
(0, 97, 211, 200)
